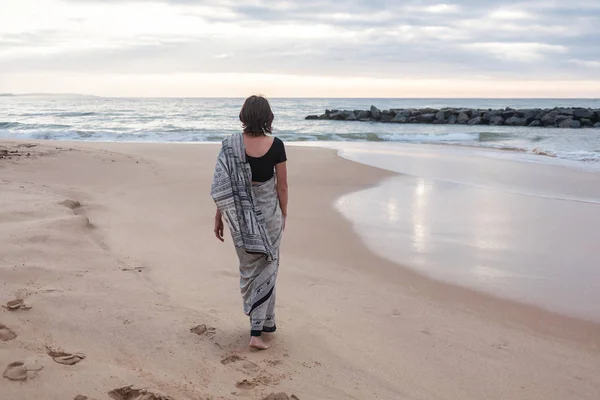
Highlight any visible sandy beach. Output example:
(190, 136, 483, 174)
(1, 139, 599, 400)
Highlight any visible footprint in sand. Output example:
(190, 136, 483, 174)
(221, 354, 259, 372)
(108, 385, 173, 400)
(0, 324, 17, 341)
(74, 396, 98, 400)
(236, 379, 258, 389)
(2, 361, 43, 382)
(264, 394, 300, 400)
(236, 373, 284, 391)
(190, 324, 216, 337)
(60, 199, 82, 210)
(47, 349, 86, 365)
(3, 299, 32, 311)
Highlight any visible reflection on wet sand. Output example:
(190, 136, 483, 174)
(335, 144, 600, 322)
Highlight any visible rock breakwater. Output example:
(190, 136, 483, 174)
(306, 106, 600, 128)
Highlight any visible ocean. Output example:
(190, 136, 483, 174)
(1, 96, 600, 165)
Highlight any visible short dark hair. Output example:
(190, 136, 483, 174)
(239, 95, 274, 136)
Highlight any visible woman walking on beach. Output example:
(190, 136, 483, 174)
(210, 95, 288, 350)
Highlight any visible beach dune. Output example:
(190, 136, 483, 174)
(1, 140, 599, 400)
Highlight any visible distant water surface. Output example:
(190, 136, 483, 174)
(1, 96, 600, 165)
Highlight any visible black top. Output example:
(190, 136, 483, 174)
(246, 137, 287, 182)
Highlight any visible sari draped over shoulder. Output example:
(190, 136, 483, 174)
(210, 133, 283, 335)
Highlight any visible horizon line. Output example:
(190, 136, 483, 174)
(3, 93, 600, 100)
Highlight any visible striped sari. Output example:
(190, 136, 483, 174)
(211, 133, 284, 335)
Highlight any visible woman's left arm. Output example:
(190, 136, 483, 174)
(214, 208, 224, 242)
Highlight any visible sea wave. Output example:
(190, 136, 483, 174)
(0, 121, 73, 130)
(1, 122, 599, 164)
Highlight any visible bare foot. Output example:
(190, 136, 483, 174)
(249, 336, 270, 350)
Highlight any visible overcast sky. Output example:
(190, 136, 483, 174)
(1, 0, 599, 97)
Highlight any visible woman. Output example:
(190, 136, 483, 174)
(210, 95, 288, 350)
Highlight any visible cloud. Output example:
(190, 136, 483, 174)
(568, 59, 600, 68)
(1, 0, 600, 95)
(466, 42, 568, 63)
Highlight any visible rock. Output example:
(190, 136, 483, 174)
(317, 114, 329, 120)
(456, 108, 473, 117)
(380, 114, 393, 122)
(555, 115, 571, 124)
(417, 113, 436, 123)
(505, 116, 526, 126)
(489, 116, 504, 125)
(557, 108, 573, 116)
(502, 110, 516, 119)
(573, 108, 594, 119)
(329, 111, 346, 120)
(345, 112, 357, 121)
(370, 105, 381, 119)
(524, 115, 537, 126)
(580, 118, 594, 127)
(391, 110, 410, 123)
(467, 117, 482, 125)
(541, 112, 557, 126)
(594, 122, 600, 128)
(528, 120, 541, 127)
(305, 115, 318, 120)
(435, 109, 453, 121)
(448, 115, 458, 124)
(356, 110, 370, 120)
(483, 110, 501, 120)
(558, 118, 573, 128)
(515, 110, 528, 118)
(570, 120, 581, 128)
(457, 112, 470, 124)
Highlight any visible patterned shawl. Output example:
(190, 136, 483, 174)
(210, 132, 276, 261)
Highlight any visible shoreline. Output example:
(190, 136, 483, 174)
(1, 139, 599, 399)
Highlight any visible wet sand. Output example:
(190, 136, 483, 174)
(330, 143, 600, 321)
(1, 140, 599, 400)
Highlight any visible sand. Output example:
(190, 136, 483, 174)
(1, 139, 599, 400)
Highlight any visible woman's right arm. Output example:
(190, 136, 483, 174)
(275, 162, 288, 227)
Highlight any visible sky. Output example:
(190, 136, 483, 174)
(1, 0, 599, 97)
